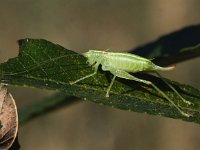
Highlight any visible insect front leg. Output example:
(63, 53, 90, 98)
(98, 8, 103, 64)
(70, 63, 99, 85)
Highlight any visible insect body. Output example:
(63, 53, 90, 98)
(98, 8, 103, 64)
(70, 50, 192, 117)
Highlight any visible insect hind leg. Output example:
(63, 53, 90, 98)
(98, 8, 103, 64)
(103, 65, 191, 117)
(155, 72, 192, 105)
(126, 75, 191, 117)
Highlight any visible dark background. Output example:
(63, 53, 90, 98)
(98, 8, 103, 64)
(0, 0, 200, 150)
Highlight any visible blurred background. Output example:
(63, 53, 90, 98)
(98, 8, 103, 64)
(0, 0, 200, 150)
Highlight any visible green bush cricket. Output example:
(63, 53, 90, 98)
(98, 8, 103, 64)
(70, 50, 192, 117)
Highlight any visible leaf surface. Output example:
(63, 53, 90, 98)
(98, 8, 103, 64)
(0, 39, 200, 123)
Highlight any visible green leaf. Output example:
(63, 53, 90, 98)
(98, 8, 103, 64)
(133, 25, 200, 66)
(0, 39, 200, 124)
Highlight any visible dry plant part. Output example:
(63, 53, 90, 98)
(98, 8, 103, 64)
(70, 50, 192, 117)
(0, 85, 18, 150)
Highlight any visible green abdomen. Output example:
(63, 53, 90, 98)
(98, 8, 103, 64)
(104, 53, 154, 73)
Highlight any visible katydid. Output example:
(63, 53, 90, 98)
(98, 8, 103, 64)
(70, 50, 192, 117)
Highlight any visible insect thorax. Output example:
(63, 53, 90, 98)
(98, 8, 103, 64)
(83, 50, 105, 65)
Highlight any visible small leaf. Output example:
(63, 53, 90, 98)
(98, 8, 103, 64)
(0, 39, 200, 124)
(0, 85, 18, 150)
